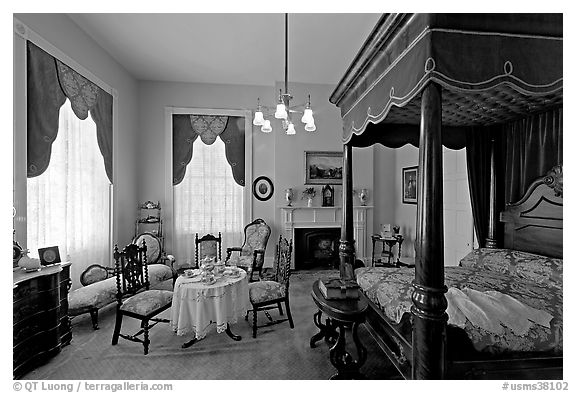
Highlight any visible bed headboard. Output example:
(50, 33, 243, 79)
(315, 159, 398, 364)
(500, 166, 563, 258)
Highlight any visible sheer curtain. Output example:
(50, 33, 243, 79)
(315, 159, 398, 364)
(27, 99, 111, 289)
(174, 138, 244, 266)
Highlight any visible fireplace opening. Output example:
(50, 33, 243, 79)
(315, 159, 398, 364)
(294, 227, 340, 270)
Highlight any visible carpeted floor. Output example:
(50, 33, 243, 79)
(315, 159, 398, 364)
(23, 270, 401, 380)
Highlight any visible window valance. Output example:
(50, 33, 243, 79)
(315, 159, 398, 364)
(27, 41, 113, 183)
(172, 114, 245, 186)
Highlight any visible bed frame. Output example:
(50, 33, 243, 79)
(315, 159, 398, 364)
(362, 167, 563, 379)
(328, 14, 563, 379)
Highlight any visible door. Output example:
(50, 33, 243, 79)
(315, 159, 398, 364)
(443, 147, 474, 266)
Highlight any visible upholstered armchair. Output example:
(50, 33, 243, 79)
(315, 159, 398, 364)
(226, 218, 271, 281)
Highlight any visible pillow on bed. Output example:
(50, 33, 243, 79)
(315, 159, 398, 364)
(459, 248, 562, 289)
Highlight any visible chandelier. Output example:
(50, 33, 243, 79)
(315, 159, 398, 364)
(252, 13, 316, 135)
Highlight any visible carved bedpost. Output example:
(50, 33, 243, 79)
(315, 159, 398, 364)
(339, 142, 356, 281)
(411, 82, 448, 379)
(486, 136, 498, 248)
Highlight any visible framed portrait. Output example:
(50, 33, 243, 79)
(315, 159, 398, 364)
(38, 246, 61, 266)
(402, 166, 418, 204)
(304, 151, 343, 185)
(252, 176, 274, 201)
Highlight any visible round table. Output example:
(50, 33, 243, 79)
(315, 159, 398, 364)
(170, 269, 250, 347)
(310, 279, 368, 379)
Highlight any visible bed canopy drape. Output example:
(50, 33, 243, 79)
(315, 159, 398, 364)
(329, 13, 562, 379)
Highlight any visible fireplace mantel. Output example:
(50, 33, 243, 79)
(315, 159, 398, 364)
(280, 206, 372, 268)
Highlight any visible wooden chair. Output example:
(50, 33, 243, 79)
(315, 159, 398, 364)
(111, 241, 173, 355)
(226, 218, 271, 281)
(247, 236, 294, 338)
(195, 232, 222, 267)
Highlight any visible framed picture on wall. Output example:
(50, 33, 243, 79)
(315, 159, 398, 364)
(402, 166, 418, 204)
(304, 151, 343, 185)
(252, 176, 274, 201)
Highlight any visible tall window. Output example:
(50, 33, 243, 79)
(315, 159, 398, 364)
(27, 99, 111, 289)
(174, 138, 244, 264)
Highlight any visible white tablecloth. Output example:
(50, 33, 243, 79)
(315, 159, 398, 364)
(170, 270, 250, 339)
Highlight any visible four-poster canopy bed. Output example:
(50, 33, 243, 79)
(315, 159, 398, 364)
(329, 14, 563, 379)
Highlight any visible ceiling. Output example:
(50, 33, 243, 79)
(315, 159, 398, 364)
(67, 13, 382, 86)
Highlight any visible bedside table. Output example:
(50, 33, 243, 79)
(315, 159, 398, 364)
(310, 279, 368, 379)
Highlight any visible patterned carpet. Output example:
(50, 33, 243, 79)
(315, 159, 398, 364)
(22, 270, 401, 380)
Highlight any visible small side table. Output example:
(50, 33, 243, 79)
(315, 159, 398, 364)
(371, 234, 404, 267)
(310, 279, 368, 379)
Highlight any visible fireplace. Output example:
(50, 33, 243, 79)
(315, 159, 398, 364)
(280, 206, 372, 269)
(294, 227, 340, 270)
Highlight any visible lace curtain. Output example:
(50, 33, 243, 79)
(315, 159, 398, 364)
(173, 137, 244, 265)
(27, 100, 111, 290)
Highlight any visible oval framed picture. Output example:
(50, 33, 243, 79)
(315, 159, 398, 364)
(253, 176, 274, 201)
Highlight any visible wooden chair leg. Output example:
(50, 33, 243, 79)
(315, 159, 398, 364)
(143, 320, 150, 355)
(252, 307, 258, 338)
(111, 311, 123, 345)
(278, 302, 284, 315)
(89, 309, 100, 330)
(285, 298, 294, 329)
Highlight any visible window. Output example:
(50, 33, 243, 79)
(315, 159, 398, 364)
(173, 138, 244, 264)
(27, 99, 112, 289)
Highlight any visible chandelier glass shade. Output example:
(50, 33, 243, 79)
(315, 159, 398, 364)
(253, 14, 316, 135)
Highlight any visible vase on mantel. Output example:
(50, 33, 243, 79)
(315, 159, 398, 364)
(307, 197, 313, 207)
(359, 189, 368, 206)
(285, 188, 294, 206)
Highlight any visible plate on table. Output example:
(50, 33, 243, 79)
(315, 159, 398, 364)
(185, 275, 202, 282)
(182, 269, 201, 278)
(201, 278, 217, 285)
(223, 268, 241, 277)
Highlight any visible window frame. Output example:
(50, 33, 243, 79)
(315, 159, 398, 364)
(13, 18, 117, 263)
(164, 107, 253, 255)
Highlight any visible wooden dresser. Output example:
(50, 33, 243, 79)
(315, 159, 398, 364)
(13, 262, 72, 379)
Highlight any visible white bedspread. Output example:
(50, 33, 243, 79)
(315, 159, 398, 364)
(446, 287, 553, 336)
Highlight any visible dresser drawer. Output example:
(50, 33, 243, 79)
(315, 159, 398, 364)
(13, 287, 59, 322)
(13, 307, 60, 345)
(14, 272, 59, 301)
(13, 325, 60, 375)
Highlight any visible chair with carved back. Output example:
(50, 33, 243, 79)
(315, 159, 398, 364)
(226, 218, 271, 282)
(195, 232, 222, 267)
(247, 235, 294, 338)
(111, 241, 173, 355)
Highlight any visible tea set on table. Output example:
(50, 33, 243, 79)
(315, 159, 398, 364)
(182, 256, 242, 285)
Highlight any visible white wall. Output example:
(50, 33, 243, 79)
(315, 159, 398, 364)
(375, 143, 473, 264)
(137, 80, 374, 266)
(13, 13, 140, 249)
(393, 145, 420, 258)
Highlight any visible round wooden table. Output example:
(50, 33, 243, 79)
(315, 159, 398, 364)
(310, 279, 368, 379)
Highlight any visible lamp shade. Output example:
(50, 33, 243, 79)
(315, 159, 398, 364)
(275, 103, 288, 119)
(286, 122, 296, 135)
(261, 120, 272, 133)
(253, 111, 265, 126)
(301, 108, 313, 124)
(305, 120, 316, 132)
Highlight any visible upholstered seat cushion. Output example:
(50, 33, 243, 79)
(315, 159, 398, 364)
(248, 281, 286, 303)
(236, 256, 253, 268)
(69, 264, 174, 315)
(69, 277, 118, 314)
(120, 290, 173, 315)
